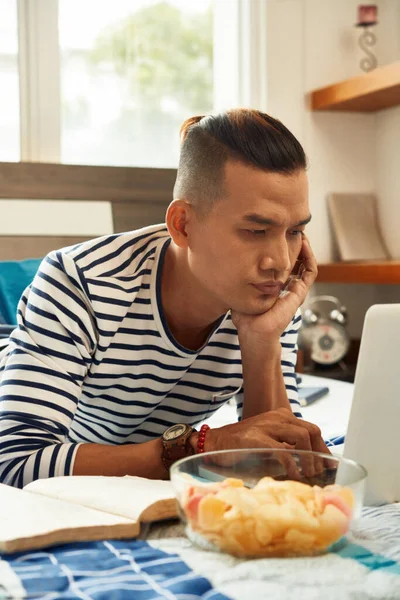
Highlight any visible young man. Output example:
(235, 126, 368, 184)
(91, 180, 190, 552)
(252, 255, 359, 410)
(0, 109, 327, 488)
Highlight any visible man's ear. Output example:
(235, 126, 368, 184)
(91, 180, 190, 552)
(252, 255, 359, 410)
(166, 199, 193, 248)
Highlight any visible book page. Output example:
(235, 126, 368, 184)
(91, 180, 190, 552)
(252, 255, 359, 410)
(24, 475, 177, 522)
(0, 483, 137, 554)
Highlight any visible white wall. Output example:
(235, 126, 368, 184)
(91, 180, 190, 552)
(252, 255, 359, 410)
(376, 0, 400, 260)
(265, 0, 400, 338)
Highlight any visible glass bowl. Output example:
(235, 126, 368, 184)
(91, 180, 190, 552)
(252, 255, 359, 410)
(170, 448, 367, 558)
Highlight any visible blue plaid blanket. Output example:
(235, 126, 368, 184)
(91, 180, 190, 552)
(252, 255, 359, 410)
(1, 504, 399, 599)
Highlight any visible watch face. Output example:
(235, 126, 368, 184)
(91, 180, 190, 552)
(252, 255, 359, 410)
(311, 322, 350, 365)
(164, 424, 187, 441)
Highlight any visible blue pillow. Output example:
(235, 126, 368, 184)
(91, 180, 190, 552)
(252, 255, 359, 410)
(0, 259, 42, 325)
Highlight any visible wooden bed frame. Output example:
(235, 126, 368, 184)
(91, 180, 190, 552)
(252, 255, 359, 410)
(0, 162, 177, 260)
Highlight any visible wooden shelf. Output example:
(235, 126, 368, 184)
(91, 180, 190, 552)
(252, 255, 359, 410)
(317, 261, 400, 284)
(310, 62, 400, 112)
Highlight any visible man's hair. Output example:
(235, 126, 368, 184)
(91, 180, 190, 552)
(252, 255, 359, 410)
(173, 108, 307, 211)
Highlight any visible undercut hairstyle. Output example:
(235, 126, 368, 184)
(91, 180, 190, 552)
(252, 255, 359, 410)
(173, 108, 308, 213)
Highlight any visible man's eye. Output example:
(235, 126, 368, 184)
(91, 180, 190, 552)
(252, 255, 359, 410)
(247, 229, 266, 236)
(289, 230, 302, 237)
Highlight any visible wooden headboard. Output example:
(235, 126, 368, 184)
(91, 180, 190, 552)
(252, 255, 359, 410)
(0, 162, 176, 260)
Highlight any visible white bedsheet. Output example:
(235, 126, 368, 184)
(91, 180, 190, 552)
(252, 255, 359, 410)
(149, 503, 400, 600)
(204, 374, 353, 442)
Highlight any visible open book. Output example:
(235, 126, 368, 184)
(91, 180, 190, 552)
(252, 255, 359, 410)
(0, 476, 177, 554)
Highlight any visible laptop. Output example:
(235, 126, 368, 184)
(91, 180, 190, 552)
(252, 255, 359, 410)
(343, 303, 400, 505)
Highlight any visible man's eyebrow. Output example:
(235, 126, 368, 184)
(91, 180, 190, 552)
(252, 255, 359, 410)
(242, 213, 312, 227)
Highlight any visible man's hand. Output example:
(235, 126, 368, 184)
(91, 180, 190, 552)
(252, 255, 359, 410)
(232, 234, 318, 345)
(230, 234, 317, 416)
(205, 407, 331, 479)
(229, 235, 318, 417)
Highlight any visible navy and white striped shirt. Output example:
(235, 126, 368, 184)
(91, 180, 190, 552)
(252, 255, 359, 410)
(0, 224, 301, 488)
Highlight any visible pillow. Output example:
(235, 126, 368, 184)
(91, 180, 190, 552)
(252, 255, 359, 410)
(0, 259, 42, 325)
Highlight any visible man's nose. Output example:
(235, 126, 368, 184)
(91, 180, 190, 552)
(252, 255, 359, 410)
(259, 239, 291, 273)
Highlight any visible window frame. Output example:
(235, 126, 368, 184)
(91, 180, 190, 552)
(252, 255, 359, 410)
(18, 0, 61, 162)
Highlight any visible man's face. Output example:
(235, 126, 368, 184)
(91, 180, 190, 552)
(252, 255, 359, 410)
(185, 161, 311, 316)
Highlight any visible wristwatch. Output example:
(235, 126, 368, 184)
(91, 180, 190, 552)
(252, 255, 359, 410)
(161, 424, 195, 471)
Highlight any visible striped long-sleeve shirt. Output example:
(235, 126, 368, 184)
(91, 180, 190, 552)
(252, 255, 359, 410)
(0, 224, 301, 488)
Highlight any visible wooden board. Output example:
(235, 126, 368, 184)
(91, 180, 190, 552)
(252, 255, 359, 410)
(0, 162, 176, 203)
(310, 61, 400, 112)
(0, 236, 92, 260)
(113, 201, 168, 233)
(317, 261, 400, 284)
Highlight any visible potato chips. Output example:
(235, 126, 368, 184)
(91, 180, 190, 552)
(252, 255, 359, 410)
(182, 476, 354, 558)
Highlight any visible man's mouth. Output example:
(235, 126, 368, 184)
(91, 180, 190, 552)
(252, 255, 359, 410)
(252, 281, 285, 295)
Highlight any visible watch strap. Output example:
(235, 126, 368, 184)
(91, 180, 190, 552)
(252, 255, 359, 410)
(161, 425, 195, 471)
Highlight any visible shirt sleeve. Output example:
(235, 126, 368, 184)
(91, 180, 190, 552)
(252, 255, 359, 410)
(0, 250, 97, 487)
(235, 308, 302, 421)
(280, 308, 302, 417)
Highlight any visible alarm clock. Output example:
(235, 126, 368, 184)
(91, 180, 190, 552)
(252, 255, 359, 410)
(300, 295, 350, 367)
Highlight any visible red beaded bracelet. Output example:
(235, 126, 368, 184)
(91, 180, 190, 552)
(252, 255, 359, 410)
(197, 424, 210, 454)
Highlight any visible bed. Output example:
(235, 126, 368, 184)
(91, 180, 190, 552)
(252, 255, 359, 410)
(0, 469, 399, 599)
(1, 162, 399, 599)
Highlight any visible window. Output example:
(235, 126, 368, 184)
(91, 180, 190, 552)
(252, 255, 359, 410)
(4, 0, 264, 167)
(59, 0, 214, 168)
(0, 0, 20, 162)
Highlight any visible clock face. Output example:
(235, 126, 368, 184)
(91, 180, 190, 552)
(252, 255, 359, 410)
(163, 424, 186, 441)
(311, 322, 350, 366)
